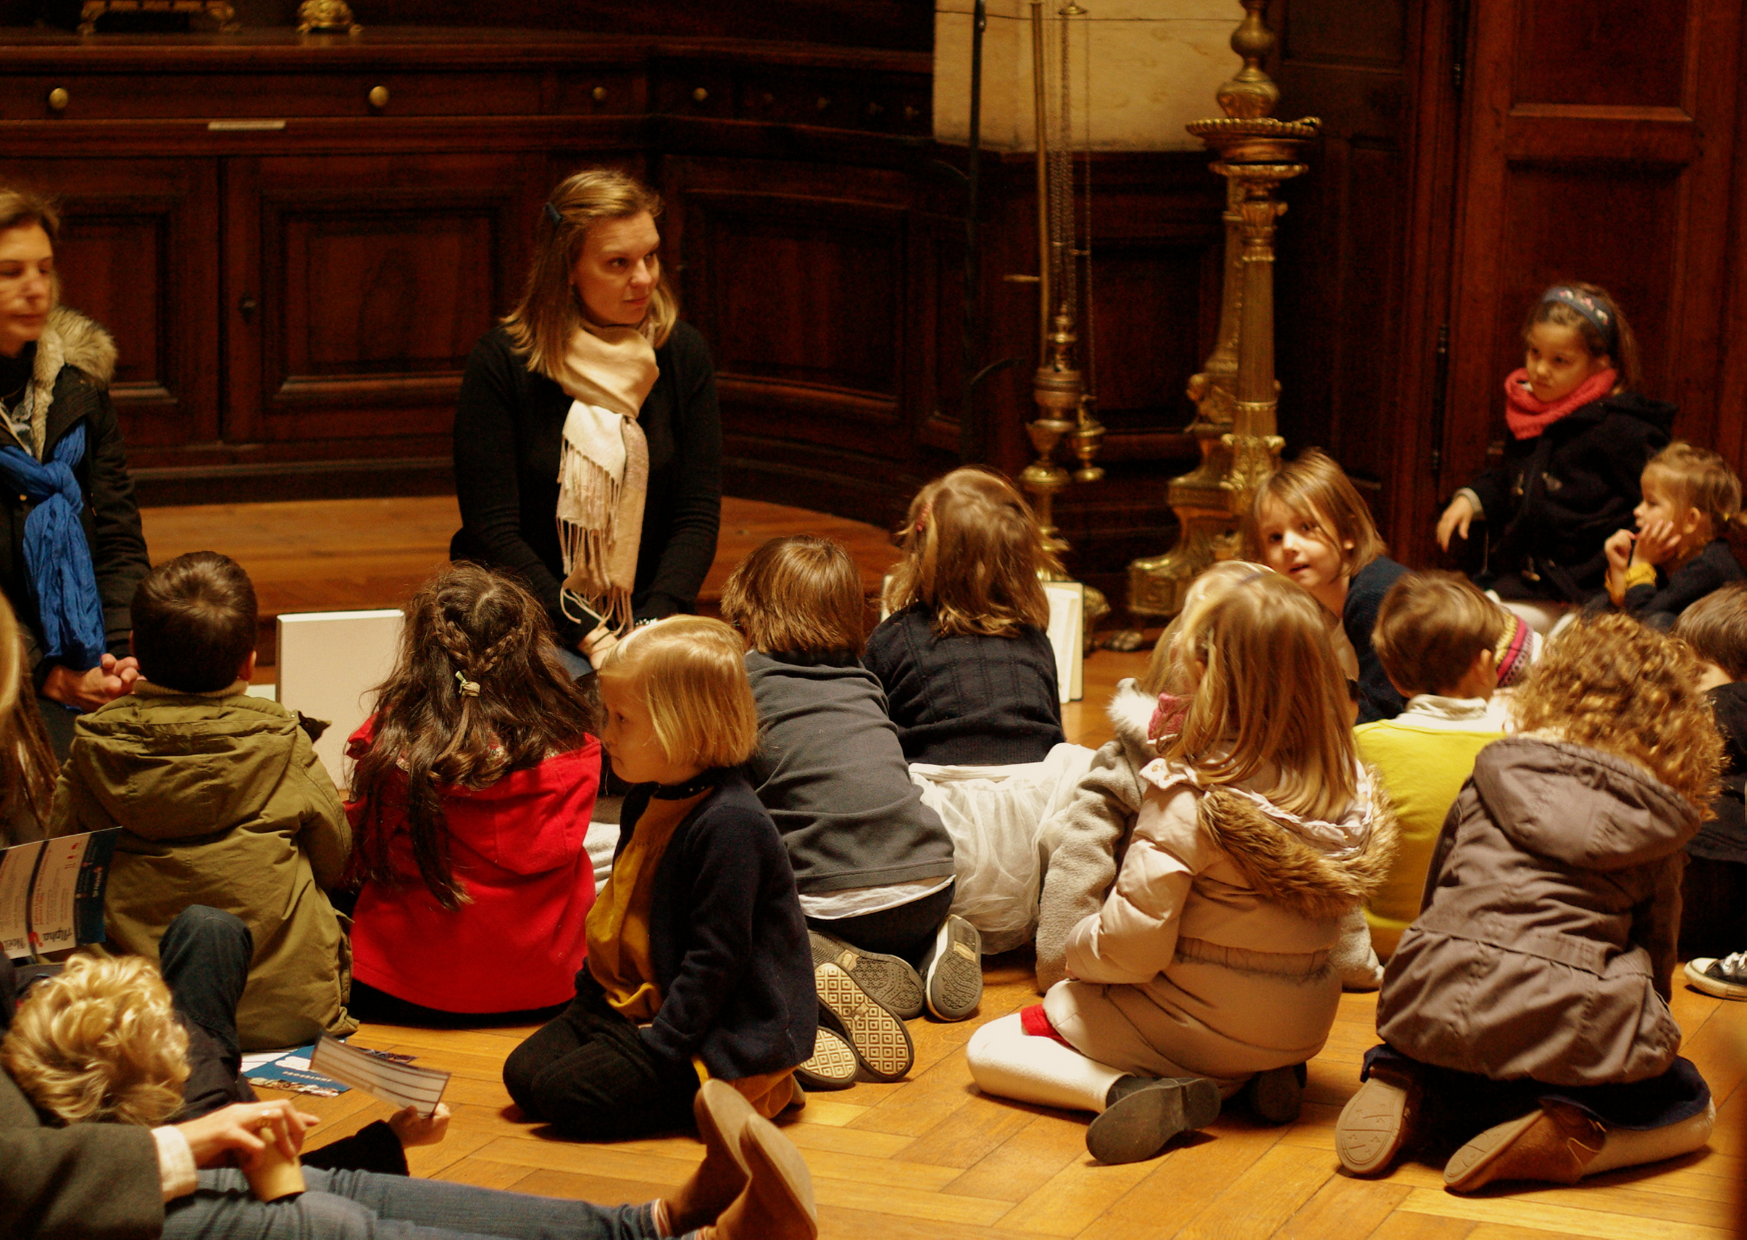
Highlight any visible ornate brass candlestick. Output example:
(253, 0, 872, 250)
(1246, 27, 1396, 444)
(1118, 0, 1316, 639)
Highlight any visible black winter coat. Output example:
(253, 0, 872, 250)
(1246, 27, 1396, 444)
(450, 322, 722, 647)
(1464, 390, 1673, 601)
(0, 308, 149, 686)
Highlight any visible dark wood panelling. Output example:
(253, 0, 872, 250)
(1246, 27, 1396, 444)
(1513, 0, 1689, 108)
(0, 158, 221, 458)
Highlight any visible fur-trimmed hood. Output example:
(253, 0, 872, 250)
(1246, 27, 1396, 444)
(1196, 779, 1398, 922)
(1107, 677, 1159, 765)
(17, 306, 115, 460)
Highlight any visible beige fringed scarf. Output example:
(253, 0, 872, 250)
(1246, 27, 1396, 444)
(555, 325, 659, 633)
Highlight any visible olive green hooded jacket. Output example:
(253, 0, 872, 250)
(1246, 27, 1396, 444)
(48, 680, 357, 1050)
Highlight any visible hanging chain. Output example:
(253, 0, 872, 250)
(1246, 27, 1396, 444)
(1047, 5, 1075, 320)
(1077, 5, 1095, 405)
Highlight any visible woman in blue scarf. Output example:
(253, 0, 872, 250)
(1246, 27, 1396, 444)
(0, 189, 149, 755)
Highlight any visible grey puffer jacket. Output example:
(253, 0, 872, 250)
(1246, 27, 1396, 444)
(1377, 736, 1700, 1086)
(1033, 678, 1156, 991)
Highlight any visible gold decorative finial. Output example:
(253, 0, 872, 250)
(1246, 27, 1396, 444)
(1215, 0, 1279, 120)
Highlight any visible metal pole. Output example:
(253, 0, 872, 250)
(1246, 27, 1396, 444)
(1030, 0, 1050, 363)
(959, 0, 986, 463)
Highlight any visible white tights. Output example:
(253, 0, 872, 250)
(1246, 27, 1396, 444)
(1585, 1101, 1715, 1175)
(966, 1013, 1125, 1115)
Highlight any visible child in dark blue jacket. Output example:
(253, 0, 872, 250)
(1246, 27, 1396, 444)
(503, 617, 816, 1139)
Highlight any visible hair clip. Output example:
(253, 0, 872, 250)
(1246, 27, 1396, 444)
(544, 202, 563, 226)
(454, 670, 481, 697)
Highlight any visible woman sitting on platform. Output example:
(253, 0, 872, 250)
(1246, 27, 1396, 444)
(450, 168, 722, 677)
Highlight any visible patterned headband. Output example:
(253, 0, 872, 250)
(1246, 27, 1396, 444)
(1540, 285, 1617, 352)
(544, 201, 564, 226)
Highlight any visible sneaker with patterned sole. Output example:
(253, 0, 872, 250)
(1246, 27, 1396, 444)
(1685, 952, 1747, 1000)
(809, 930, 925, 1020)
(814, 961, 914, 1082)
(794, 1026, 859, 1091)
(919, 914, 982, 1021)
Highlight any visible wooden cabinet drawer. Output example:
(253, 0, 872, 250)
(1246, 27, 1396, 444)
(0, 71, 545, 120)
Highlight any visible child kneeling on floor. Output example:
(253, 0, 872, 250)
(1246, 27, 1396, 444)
(1339, 613, 1720, 1192)
(50, 551, 354, 1050)
(968, 570, 1395, 1164)
(723, 536, 978, 1092)
(502, 617, 816, 1140)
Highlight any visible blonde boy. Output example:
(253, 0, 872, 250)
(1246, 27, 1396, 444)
(1358, 572, 1508, 959)
(1604, 442, 1744, 625)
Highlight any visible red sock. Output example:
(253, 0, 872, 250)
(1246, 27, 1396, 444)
(1020, 1002, 1075, 1049)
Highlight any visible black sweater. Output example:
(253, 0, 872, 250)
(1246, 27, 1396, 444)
(744, 650, 957, 894)
(1346, 556, 1408, 725)
(1690, 682, 1747, 865)
(584, 772, 816, 1080)
(450, 323, 723, 646)
(863, 604, 1065, 765)
(1615, 538, 1745, 630)
(1464, 390, 1674, 601)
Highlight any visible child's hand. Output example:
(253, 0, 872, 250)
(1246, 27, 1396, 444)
(1436, 494, 1476, 551)
(1634, 519, 1684, 566)
(1604, 528, 1636, 573)
(387, 1102, 450, 1148)
(175, 1100, 321, 1167)
(580, 624, 618, 663)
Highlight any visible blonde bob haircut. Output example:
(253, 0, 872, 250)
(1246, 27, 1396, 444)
(1241, 448, 1386, 578)
(501, 167, 677, 380)
(1643, 441, 1742, 536)
(596, 616, 758, 769)
(1166, 571, 1359, 821)
(720, 535, 867, 656)
(883, 466, 1063, 639)
(1372, 570, 1505, 698)
(1511, 612, 1722, 812)
(0, 953, 189, 1127)
(1140, 561, 1271, 698)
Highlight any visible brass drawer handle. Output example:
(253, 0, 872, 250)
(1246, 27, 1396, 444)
(691, 87, 708, 103)
(47, 87, 69, 112)
(367, 84, 389, 110)
(592, 86, 607, 102)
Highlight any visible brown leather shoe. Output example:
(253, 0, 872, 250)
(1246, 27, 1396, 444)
(1443, 1102, 1606, 1193)
(664, 1079, 754, 1233)
(712, 1112, 818, 1240)
(1335, 1067, 1420, 1176)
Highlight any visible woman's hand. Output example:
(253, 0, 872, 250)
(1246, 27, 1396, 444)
(1436, 494, 1476, 552)
(387, 1102, 450, 1148)
(173, 1099, 320, 1168)
(580, 624, 618, 664)
(40, 653, 141, 711)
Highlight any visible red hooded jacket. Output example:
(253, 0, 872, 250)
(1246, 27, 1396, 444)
(345, 718, 601, 1013)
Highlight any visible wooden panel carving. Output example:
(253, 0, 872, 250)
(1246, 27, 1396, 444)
(226, 152, 540, 450)
(0, 157, 220, 458)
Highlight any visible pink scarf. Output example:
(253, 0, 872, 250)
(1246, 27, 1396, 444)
(1503, 367, 1617, 440)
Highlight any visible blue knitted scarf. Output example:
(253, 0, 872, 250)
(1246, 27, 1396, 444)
(0, 423, 105, 670)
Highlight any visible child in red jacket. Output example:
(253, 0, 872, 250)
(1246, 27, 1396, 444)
(345, 563, 601, 1023)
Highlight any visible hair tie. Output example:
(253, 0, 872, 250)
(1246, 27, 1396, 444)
(454, 670, 481, 697)
(914, 501, 932, 534)
(544, 201, 563, 226)
(1540, 285, 1617, 351)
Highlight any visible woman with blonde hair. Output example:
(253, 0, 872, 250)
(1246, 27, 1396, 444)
(450, 168, 721, 674)
(968, 572, 1395, 1164)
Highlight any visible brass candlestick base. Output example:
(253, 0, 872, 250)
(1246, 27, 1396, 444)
(298, 0, 360, 34)
(1118, 0, 1315, 641)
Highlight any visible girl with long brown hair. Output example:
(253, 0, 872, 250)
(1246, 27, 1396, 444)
(344, 563, 602, 1024)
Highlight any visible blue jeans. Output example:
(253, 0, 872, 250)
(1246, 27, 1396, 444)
(164, 1167, 664, 1240)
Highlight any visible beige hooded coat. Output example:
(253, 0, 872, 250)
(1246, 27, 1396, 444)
(49, 681, 356, 1050)
(1043, 760, 1395, 1090)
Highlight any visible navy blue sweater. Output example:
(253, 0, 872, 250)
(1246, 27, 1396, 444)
(584, 771, 815, 1080)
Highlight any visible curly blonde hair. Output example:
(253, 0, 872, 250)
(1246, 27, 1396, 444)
(1511, 613, 1722, 811)
(0, 953, 190, 1126)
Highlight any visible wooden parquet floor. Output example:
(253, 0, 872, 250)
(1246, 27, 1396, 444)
(163, 496, 1747, 1238)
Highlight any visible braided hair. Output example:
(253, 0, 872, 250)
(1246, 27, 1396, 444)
(349, 563, 599, 909)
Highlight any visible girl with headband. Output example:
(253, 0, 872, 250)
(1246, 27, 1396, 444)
(1436, 282, 1672, 633)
